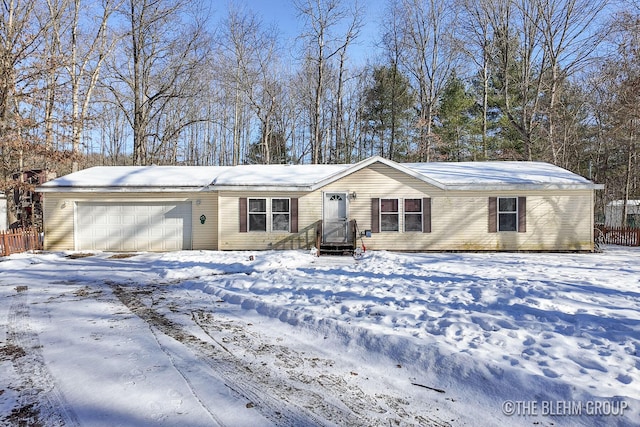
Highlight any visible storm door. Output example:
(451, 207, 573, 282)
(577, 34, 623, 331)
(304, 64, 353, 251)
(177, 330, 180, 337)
(323, 192, 348, 243)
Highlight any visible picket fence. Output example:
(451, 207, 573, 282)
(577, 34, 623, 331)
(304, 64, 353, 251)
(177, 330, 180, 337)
(0, 228, 43, 256)
(595, 226, 640, 247)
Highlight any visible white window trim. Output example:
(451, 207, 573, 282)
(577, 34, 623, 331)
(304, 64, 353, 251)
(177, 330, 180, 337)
(380, 198, 400, 232)
(247, 197, 291, 232)
(248, 197, 267, 232)
(404, 198, 423, 233)
(497, 196, 518, 232)
(271, 197, 291, 233)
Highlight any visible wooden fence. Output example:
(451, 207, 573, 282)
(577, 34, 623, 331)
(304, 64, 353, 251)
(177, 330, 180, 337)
(595, 225, 640, 247)
(0, 228, 43, 256)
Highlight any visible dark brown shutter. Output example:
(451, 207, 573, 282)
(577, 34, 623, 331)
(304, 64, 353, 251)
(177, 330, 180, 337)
(290, 198, 298, 233)
(239, 198, 247, 233)
(423, 197, 431, 233)
(371, 198, 380, 233)
(518, 197, 526, 233)
(488, 197, 497, 233)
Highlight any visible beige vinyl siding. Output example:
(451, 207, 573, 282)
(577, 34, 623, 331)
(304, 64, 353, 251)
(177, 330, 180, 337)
(219, 192, 314, 250)
(218, 162, 595, 251)
(320, 163, 442, 234)
(192, 192, 218, 250)
(42, 194, 75, 251)
(321, 163, 594, 251)
(41, 192, 218, 251)
(42, 161, 596, 252)
(420, 191, 593, 252)
(218, 164, 440, 250)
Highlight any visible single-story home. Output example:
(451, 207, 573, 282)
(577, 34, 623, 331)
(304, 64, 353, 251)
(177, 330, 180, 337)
(37, 156, 603, 252)
(605, 200, 640, 228)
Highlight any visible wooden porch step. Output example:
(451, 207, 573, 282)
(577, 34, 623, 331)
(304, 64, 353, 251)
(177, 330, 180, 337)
(319, 244, 355, 255)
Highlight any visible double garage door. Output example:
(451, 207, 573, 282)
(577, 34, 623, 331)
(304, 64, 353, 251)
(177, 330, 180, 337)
(76, 202, 192, 251)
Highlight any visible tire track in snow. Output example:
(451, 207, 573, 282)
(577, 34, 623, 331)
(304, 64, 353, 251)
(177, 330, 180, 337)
(190, 310, 451, 427)
(110, 283, 345, 427)
(110, 282, 452, 427)
(3, 285, 79, 427)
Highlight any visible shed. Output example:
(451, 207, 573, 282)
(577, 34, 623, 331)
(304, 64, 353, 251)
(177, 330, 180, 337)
(605, 200, 640, 228)
(37, 157, 603, 252)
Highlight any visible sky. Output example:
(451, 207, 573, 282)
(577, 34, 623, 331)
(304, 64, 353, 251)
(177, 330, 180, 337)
(212, 0, 387, 65)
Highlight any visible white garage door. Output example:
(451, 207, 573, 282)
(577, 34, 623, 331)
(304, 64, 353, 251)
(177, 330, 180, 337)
(76, 202, 192, 251)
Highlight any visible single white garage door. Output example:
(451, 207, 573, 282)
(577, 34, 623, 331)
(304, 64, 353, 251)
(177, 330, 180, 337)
(76, 202, 192, 251)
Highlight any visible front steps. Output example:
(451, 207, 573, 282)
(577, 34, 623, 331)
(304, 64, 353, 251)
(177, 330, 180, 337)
(319, 243, 355, 255)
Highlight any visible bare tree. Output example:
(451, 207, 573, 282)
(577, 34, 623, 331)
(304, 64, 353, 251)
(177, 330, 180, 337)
(532, 0, 609, 164)
(393, 0, 461, 161)
(590, 9, 640, 224)
(221, 6, 284, 164)
(295, 0, 352, 164)
(331, 1, 363, 163)
(215, 4, 257, 165)
(104, 0, 210, 165)
(457, 0, 498, 159)
(45, 0, 119, 171)
(0, 0, 51, 225)
(487, 0, 546, 160)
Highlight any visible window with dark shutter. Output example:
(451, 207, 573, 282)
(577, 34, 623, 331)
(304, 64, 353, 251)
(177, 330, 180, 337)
(518, 197, 526, 233)
(490, 197, 526, 232)
(423, 197, 431, 233)
(498, 197, 518, 231)
(371, 198, 380, 233)
(290, 198, 298, 233)
(488, 197, 497, 233)
(239, 198, 247, 233)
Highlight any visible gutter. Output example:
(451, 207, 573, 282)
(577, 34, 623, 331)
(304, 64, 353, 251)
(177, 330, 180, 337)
(440, 183, 605, 191)
(36, 186, 214, 193)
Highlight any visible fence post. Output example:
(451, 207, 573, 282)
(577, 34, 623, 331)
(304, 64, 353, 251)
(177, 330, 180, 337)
(0, 228, 43, 256)
(2, 231, 8, 256)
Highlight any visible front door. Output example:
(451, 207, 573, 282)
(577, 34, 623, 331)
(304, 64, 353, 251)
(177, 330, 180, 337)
(323, 192, 348, 243)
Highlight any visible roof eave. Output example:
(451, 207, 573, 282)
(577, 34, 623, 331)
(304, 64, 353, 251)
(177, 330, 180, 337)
(443, 183, 604, 191)
(211, 184, 314, 192)
(37, 186, 213, 193)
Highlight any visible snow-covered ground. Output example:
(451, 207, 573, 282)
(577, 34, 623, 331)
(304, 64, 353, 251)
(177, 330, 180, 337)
(1, 246, 638, 426)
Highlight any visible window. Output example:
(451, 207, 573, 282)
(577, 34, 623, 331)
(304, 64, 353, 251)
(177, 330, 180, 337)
(248, 198, 267, 231)
(243, 197, 294, 232)
(380, 199, 399, 231)
(272, 198, 290, 231)
(489, 197, 526, 233)
(498, 197, 517, 231)
(372, 197, 431, 234)
(404, 199, 423, 232)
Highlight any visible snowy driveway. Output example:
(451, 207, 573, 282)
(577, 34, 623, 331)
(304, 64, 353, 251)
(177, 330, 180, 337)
(1, 247, 639, 426)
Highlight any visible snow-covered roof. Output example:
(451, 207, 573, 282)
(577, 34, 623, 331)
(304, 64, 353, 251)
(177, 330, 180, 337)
(37, 166, 229, 191)
(607, 200, 640, 207)
(403, 161, 600, 190)
(37, 156, 602, 193)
